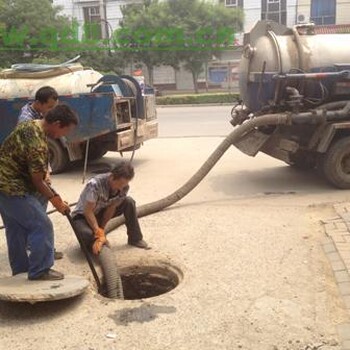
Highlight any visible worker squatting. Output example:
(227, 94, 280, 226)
(0, 86, 149, 281)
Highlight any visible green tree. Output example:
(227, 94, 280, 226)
(164, 0, 243, 93)
(117, 0, 243, 92)
(114, 0, 168, 85)
(0, 0, 71, 67)
(79, 51, 126, 75)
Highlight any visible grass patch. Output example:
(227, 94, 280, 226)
(156, 92, 239, 105)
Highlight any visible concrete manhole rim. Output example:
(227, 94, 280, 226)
(119, 261, 184, 280)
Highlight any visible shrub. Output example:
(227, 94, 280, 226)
(156, 93, 239, 105)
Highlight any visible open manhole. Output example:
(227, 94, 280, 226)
(118, 264, 182, 300)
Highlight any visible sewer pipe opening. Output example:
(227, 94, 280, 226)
(102, 264, 182, 300)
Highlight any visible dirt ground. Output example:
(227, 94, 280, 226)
(0, 137, 349, 350)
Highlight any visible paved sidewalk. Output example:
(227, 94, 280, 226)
(323, 203, 350, 350)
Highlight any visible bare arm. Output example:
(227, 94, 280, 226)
(31, 172, 55, 199)
(83, 201, 100, 233)
(99, 202, 118, 229)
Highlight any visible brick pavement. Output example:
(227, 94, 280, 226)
(323, 204, 350, 350)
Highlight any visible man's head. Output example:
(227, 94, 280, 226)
(33, 86, 59, 114)
(43, 104, 78, 138)
(109, 161, 135, 191)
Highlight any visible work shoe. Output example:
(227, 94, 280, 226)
(29, 269, 64, 281)
(128, 239, 151, 250)
(54, 249, 64, 260)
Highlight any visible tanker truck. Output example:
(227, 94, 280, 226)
(0, 62, 158, 173)
(231, 20, 350, 188)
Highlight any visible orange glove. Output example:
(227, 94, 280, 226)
(92, 227, 108, 255)
(49, 195, 70, 215)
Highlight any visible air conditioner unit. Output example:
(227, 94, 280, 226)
(297, 14, 306, 23)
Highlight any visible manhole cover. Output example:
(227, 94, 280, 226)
(0, 274, 89, 303)
(118, 264, 182, 300)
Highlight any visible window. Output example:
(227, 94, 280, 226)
(223, 0, 243, 8)
(261, 0, 287, 25)
(225, 0, 237, 6)
(310, 0, 336, 25)
(83, 6, 102, 40)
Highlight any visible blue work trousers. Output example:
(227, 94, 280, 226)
(0, 192, 54, 279)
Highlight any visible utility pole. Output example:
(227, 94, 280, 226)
(99, 0, 108, 40)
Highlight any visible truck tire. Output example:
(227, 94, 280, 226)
(48, 138, 69, 174)
(322, 136, 350, 188)
(99, 246, 124, 299)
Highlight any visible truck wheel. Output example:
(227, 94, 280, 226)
(322, 136, 350, 188)
(48, 138, 69, 174)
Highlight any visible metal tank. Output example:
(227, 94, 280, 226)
(239, 21, 350, 113)
(0, 64, 103, 98)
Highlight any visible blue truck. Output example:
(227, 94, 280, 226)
(0, 64, 158, 173)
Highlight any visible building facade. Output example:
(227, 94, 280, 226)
(220, 0, 350, 29)
(215, 0, 298, 33)
(53, 1, 350, 92)
(53, 0, 142, 39)
(297, 0, 350, 25)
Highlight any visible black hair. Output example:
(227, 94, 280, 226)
(44, 104, 78, 127)
(35, 86, 58, 104)
(111, 160, 135, 180)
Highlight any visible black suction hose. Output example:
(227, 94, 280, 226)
(99, 246, 124, 299)
(105, 113, 291, 233)
(104, 103, 350, 234)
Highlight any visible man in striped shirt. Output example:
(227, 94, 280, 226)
(18, 86, 58, 123)
(72, 161, 149, 254)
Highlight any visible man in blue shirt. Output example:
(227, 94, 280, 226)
(18, 86, 58, 123)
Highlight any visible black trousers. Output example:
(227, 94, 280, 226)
(72, 197, 143, 248)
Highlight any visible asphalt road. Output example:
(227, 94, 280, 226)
(157, 105, 233, 137)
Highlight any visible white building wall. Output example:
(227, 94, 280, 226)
(153, 66, 176, 85)
(296, 0, 350, 25)
(53, 0, 142, 39)
(213, 0, 298, 34)
(54, 0, 83, 21)
(105, 2, 124, 30)
(242, 0, 262, 32)
(286, 0, 298, 27)
(335, 0, 350, 25)
(296, 0, 311, 22)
